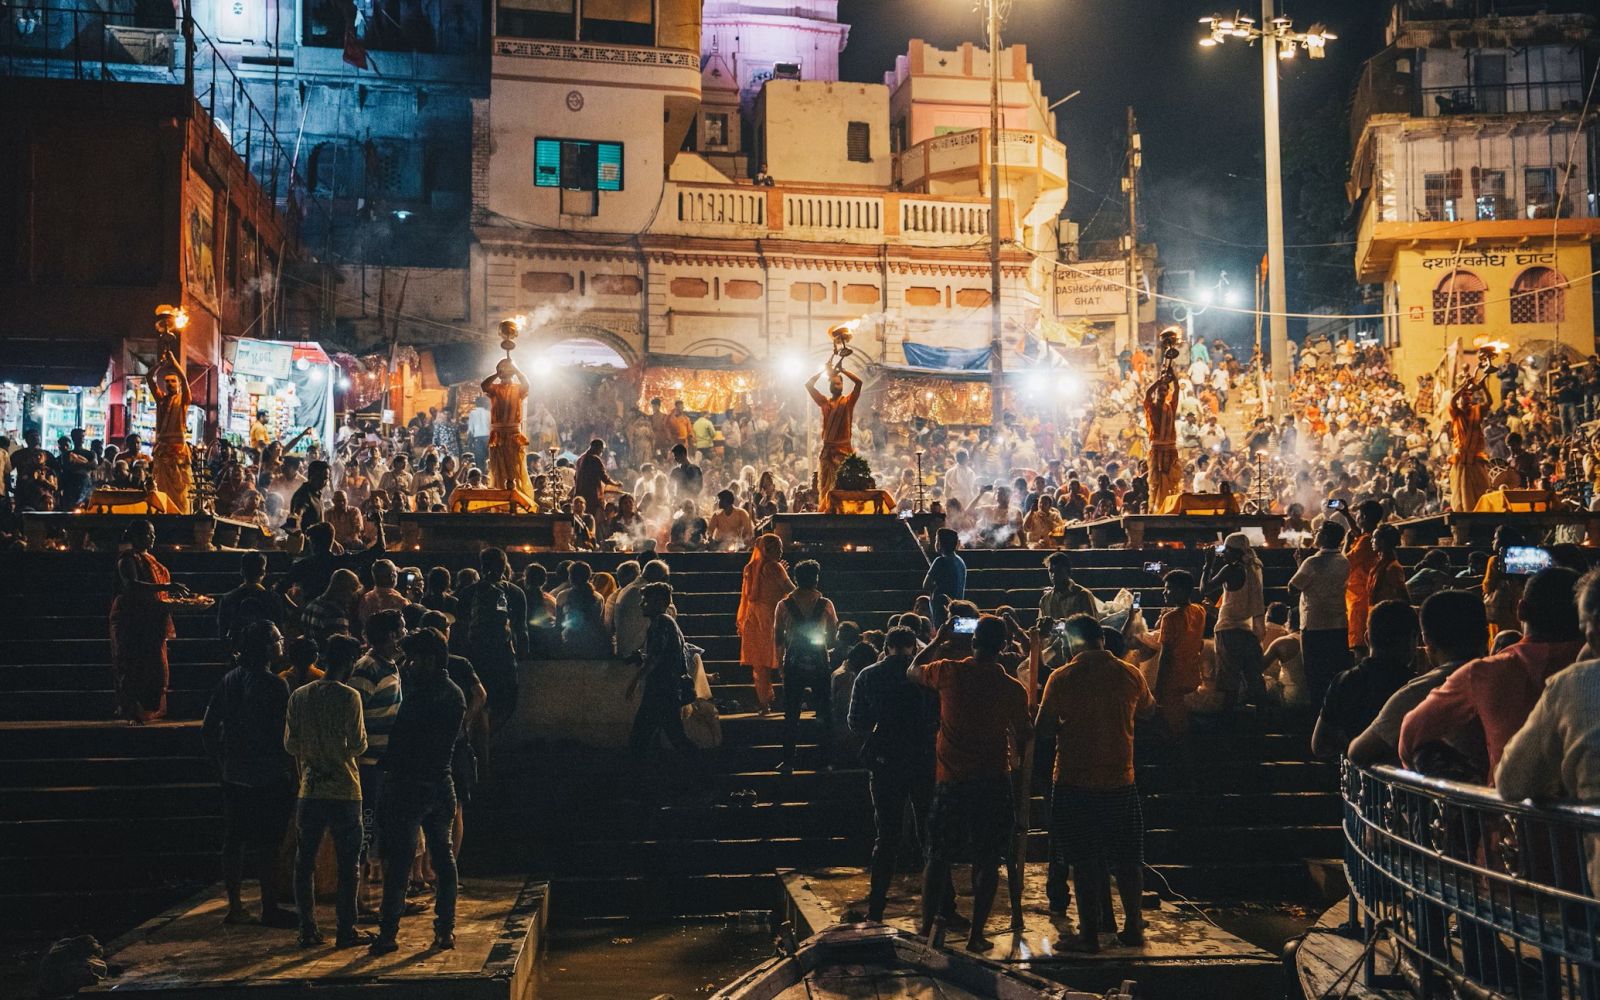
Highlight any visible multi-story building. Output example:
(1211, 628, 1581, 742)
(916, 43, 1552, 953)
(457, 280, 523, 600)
(1348, 0, 1599, 384)
(471, 1, 1071, 384)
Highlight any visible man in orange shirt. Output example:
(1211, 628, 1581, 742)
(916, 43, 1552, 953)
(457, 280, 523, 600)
(909, 615, 1031, 953)
(1344, 500, 1385, 659)
(1036, 614, 1156, 953)
(666, 400, 694, 456)
(1129, 570, 1204, 738)
(1143, 368, 1181, 514)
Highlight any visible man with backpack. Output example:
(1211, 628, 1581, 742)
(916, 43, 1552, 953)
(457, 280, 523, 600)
(455, 548, 528, 728)
(218, 552, 282, 649)
(774, 560, 838, 775)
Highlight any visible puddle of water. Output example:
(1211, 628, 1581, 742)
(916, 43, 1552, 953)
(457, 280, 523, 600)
(539, 921, 776, 1000)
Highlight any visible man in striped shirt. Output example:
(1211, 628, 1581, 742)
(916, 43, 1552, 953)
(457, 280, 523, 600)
(302, 570, 361, 647)
(350, 608, 405, 915)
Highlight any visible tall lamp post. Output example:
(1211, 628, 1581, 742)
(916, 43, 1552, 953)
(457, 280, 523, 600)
(985, 0, 1005, 428)
(1197, 5, 1335, 416)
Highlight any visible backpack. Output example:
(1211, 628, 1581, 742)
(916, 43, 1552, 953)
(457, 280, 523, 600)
(468, 581, 511, 639)
(781, 596, 830, 675)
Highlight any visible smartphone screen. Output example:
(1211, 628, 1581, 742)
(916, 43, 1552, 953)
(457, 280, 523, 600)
(950, 617, 980, 635)
(1503, 546, 1553, 577)
(1131, 592, 1143, 610)
(1142, 561, 1163, 575)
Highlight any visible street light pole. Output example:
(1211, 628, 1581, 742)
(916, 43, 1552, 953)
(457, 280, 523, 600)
(1259, 0, 1290, 416)
(987, 0, 1005, 428)
(1197, 5, 1335, 418)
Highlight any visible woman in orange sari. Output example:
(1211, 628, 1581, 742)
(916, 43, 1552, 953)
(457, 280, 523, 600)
(109, 520, 189, 723)
(736, 533, 794, 715)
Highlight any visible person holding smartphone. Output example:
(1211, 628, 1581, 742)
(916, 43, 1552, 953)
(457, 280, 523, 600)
(908, 615, 1031, 953)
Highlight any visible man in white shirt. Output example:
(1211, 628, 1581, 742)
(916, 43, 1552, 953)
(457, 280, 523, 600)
(1288, 521, 1351, 705)
(611, 559, 675, 656)
(943, 450, 978, 509)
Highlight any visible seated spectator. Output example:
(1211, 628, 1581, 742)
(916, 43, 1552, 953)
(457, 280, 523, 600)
(1261, 605, 1310, 710)
(708, 489, 756, 550)
(557, 561, 610, 658)
(1400, 567, 1583, 780)
(1023, 494, 1065, 547)
(1405, 548, 1455, 604)
(1496, 570, 1600, 891)
(1311, 600, 1418, 759)
(1348, 590, 1488, 769)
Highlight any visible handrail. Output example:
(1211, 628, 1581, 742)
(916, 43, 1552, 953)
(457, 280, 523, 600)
(1341, 761, 1600, 1000)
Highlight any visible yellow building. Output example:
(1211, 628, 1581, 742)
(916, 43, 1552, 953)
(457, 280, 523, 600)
(1348, 3, 1599, 385)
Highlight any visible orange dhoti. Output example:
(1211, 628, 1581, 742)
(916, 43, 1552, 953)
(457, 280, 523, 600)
(488, 424, 536, 510)
(818, 446, 849, 509)
(152, 440, 193, 514)
(1451, 455, 1491, 515)
(1149, 442, 1182, 514)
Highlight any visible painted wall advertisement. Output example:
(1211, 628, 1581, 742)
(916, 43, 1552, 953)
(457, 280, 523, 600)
(184, 171, 220, 316)
(1052, 258, 1127, 318)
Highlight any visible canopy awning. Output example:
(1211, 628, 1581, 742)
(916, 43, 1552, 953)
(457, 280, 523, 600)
(0, 338, 113, 386)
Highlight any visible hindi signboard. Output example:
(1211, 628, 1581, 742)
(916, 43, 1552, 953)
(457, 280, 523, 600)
(232, 340, 294, 381)
(1053, 258, 1127, 318)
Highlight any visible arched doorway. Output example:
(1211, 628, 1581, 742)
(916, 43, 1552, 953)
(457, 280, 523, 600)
(532, 325, 640, 369)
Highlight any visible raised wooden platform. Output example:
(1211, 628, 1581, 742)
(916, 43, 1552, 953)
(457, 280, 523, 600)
(765, 514, 926, 554)
(781, 866, 1281, 996)
(1395, 509, 1599, 546)
(86, 877, 548, 1000)
(397, 513, 576, 551)
(1293, 901, 1408, 1000)
(22, 512, 272, 551)
(1064, 514, 1285, 550)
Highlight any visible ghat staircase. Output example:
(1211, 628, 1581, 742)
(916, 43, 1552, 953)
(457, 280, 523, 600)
(0, 541, 1353, 942)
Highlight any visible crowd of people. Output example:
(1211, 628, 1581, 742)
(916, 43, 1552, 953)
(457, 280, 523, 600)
(11, 330, 1600, 963)
(5, 331, 1598, 558)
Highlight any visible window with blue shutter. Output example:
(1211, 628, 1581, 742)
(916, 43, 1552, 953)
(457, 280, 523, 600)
(534, 138, 624, 191)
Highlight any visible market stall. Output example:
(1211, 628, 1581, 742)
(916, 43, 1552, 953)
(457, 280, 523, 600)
(214, 339, 336, 451)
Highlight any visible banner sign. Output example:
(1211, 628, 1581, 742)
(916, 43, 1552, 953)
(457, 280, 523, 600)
(1053, 258, 1127, 318)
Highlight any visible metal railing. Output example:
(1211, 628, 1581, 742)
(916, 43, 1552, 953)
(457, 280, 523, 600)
(1421, 80, 1587, 118)
(1343, 762, 1600, 1000)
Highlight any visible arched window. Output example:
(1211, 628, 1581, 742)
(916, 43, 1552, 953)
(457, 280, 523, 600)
(1509, 266, 1566, 324)
(1431, 269, 1486, 326)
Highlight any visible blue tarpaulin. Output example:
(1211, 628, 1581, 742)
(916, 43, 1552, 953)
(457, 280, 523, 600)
(900, 342, 992, 371)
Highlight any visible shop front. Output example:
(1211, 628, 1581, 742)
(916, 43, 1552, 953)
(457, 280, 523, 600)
(0, 339, 117, 444)
(214, 339, 337, 452)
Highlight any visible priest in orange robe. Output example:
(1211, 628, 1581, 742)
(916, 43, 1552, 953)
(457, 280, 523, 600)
(1144, 368, 1181, 514)
(481, 358, 537, 510)
(1449, 373, 1491, 513)
(806, 365, 862, 507)
(148, 347, 193, 514)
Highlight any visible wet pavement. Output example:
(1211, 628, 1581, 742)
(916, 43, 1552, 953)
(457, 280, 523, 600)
(539, 920, 776, 1000)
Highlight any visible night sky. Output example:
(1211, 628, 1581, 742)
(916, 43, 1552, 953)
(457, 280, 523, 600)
(838, 0, 1390, 341)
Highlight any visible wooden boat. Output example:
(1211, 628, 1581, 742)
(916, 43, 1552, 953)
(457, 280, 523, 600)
(711, 925, 1132, 1000)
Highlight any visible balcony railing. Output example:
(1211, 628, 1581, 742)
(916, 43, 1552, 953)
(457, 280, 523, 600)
(1422, 80, 1586, 117)
(656, 183, 1010, 247)
(1342, 762, 1600, 1000)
